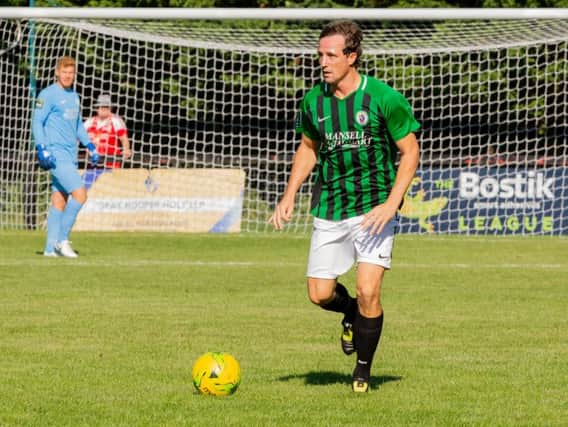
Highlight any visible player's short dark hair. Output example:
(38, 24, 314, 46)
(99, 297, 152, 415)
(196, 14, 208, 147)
(319, 20, 363, 67)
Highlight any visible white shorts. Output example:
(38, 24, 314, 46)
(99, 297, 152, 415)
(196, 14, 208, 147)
(306, 214, 397, 279)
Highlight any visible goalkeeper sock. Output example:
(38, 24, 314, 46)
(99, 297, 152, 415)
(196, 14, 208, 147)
(45, 207, 63, 253)
(320, 282, 356, 316)
(353, 311, 384, 379)
(58, 198, 83, 242)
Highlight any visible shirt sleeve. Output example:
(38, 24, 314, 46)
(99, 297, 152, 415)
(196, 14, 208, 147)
(295, 98, 319, 141)
(383, 90, 421, 143)
(31, 91, 50, 147)
(111, 115, 128, 137)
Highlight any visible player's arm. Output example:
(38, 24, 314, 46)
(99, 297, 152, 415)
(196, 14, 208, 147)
(269, 134, 318, 230)
(32, 94, 56, 170)
(84, 118, 97, 147)
(363, 88, 420, 234)
(113, 116, 132, 159)
(362, 132, 419, 235)
(386, 132, 419, 211)
(119, 135, 132, 158)
(77, 107, 99, 165)
(77, 114, 93, 149)
(32, 95, 49, 148)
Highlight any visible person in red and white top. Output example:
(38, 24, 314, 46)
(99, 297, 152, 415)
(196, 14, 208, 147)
(84, 94, 132, 168)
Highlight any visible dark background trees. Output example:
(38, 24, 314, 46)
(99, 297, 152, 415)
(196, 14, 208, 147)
(5, 0, 568, 8)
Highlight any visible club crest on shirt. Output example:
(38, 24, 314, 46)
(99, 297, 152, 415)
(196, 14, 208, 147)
(356, 110, 369, 126)
(35, 98, 44, 109)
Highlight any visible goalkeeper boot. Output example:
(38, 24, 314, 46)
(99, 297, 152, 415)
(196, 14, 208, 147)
(43, 251, 60, 257)
(341, 320, 355, 355)
(55, 240, 78, 258)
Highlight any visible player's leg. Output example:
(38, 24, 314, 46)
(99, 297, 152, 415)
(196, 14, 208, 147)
(306, 217, 357, 355)
(53, 163, 87, 257)
(43, 190, 66, 256)
(307, 278, 355, 315)
(59, 186, 86, 242)
(352, 263, 385, 392)
(350, 216, 396, 392)
(307, 278, 357, 356)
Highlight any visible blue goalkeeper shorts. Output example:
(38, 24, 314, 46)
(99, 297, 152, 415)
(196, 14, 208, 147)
(50, 160, 84, 194)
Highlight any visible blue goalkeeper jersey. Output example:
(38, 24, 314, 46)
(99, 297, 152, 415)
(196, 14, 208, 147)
(32, 83, 91, 162)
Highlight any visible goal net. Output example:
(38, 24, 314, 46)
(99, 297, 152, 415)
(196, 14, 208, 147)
(1, 15, 567, 235)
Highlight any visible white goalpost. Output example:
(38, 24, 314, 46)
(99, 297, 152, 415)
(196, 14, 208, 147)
(1, 8, 567, 235)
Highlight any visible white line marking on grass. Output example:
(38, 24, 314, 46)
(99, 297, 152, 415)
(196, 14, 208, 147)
(397, 263, 568, 270)
(0, 260, 260, 267)
(1, 260, 567, 270)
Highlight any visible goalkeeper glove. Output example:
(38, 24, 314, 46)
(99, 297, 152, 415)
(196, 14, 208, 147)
(36, 144, 56, 170)
(86, 143, 100, 166)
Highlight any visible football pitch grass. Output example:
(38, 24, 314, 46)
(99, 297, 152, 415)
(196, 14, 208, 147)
(1, 232, 567, 426)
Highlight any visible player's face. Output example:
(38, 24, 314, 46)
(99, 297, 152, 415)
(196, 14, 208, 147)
(318, 34, 356, 85)
(97, 106, 111, 119)
(55, 65, 76, 89)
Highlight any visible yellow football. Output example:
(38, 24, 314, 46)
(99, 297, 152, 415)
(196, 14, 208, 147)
(192, 352, 241, 396)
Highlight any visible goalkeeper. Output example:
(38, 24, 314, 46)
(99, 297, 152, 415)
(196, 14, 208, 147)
(269, 21, 420, 393)
(32, 55, 99, 258)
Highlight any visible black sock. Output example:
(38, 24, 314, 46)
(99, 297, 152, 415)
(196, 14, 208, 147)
(353, 312, 384, 379)
(343, 295, 357, 324)
(320, 282, 355, 317)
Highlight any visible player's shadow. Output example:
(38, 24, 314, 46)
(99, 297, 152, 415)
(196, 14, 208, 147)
(35, 250, 81, 257)
(278, 371, 402, 389)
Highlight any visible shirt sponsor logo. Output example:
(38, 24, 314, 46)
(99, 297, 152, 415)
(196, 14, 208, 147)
(323, 130, 372, 151)
(63, 108, 79, 120)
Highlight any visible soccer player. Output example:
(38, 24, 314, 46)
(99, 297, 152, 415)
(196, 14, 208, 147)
(84, 94, 131, 169)
(269, 20, 420, 392)
(32, 55, 99, 258)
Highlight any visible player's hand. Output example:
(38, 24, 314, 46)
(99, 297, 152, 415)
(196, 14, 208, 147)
(122, 148, 132, 159)
(268, 196, 295, 230)
(36, 144, 56, 170)
(361, 202, 398, 235)
(86, 143, 100, 166)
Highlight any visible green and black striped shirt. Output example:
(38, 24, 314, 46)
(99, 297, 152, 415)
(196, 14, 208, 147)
(296, 74, 420, 221)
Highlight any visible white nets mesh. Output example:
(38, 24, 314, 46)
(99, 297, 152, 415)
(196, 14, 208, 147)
(1, 18, 567, 234)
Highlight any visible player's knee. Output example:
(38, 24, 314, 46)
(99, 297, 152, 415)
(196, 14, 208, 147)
(356, 287, 380, 306)
(306, 278, 336, 306)
(308, 295, 328, 307)
(307, 290, 323, 306)
(72, 187, 88, 204)
(307, 287, 334, 306)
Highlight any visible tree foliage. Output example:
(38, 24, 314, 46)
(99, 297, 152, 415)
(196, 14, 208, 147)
(7, 0, 568, 6)
(5, 0, 567, 160)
